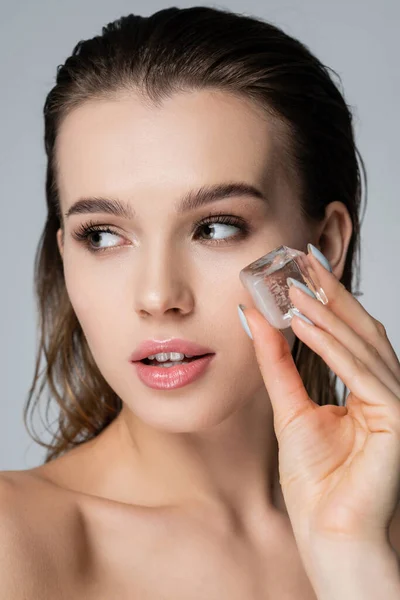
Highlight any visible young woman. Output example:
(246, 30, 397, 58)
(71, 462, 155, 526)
(2, 6, 400, 599)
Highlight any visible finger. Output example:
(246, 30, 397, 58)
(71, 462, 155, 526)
(288, 284, 400, 398)
(241, 306, 318, 438)
(290, 313, 400, 425)
(307, 252, 400, 380)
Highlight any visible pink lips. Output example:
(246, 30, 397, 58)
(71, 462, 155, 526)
(133, 355, 215, 390)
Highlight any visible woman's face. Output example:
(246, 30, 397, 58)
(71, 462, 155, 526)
(56, 89, 310, 430)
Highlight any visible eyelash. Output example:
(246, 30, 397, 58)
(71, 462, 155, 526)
(71, 212, 251, 254)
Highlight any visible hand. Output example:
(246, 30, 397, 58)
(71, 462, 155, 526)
(239, 248, 400, 553)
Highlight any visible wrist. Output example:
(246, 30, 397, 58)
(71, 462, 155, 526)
(302, 538, 400, 600)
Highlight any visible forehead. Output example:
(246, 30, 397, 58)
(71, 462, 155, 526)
(55, 90, 285, 206)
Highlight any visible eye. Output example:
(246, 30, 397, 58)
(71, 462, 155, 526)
(71, 221, 123, 253)
(71, 212, 250, 254)
(193, 212, 250, 244)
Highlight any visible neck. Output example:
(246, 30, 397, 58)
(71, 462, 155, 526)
(91, 389, 289, 538)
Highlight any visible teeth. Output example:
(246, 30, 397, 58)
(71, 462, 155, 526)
(147, 352, 193, 362)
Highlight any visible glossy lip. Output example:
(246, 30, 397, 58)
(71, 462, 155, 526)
(129, 338, 215, 362)
(133, 354, 215, 390)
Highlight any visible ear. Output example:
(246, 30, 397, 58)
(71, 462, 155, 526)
(56, 228, 64, 261)
(313, 201, 353, 280)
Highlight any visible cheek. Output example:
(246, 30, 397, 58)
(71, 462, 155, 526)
(63, 265, 121, 355)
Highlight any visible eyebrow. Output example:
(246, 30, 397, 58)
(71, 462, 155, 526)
(64, 182, 268, 220)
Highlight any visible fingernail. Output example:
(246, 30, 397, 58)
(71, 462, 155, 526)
(307, 243, 332, 273)
(237, 304, 253, 340)
(287, 277, 317, 299)
(290, 308, 315, 326)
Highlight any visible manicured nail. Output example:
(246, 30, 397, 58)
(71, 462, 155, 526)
(291, 308, 315, 326)
(287, 277, 317, 299)
(307, 243, 332, 272)
(237, 304, 253, 340)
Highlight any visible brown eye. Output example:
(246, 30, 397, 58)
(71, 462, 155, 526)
(193, 213, 249, 244)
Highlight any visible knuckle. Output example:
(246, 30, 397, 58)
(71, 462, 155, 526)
(372, 319, 387, 338)
(350, 354, 370, 377)
(364, 340, 380, 359)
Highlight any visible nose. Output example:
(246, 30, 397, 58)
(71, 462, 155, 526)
(134, 250, 194, 319)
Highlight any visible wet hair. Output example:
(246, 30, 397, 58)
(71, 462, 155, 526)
(25, 6, 366, 462)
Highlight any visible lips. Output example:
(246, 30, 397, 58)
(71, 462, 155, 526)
(133, 354, 215, 390)
(129, 338, 215, 363)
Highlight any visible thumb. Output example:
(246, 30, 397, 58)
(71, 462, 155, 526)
(239, 304, 316, 437)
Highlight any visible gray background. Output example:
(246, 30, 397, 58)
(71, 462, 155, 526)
(1, 0, 399, 470)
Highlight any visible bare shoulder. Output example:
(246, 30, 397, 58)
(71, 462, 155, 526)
(0, 471, 45, 598)
(0, 470, 89, 599)
(0, 471, 36, 555)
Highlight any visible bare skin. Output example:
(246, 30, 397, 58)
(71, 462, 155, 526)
(2, 89, 398, 597)
(2, 459, 318, 599)
(2, 464, 400, 599)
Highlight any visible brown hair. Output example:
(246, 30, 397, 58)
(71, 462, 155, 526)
(24, 6, 366, 463)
